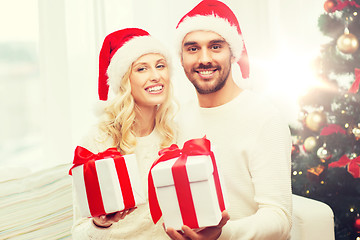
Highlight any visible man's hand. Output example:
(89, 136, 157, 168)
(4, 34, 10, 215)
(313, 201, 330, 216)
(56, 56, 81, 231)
(166, 211, 230, 240)
(93, 208, 136, 228)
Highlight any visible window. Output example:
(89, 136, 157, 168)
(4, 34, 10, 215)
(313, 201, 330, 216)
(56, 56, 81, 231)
(0, 0, 43, 172)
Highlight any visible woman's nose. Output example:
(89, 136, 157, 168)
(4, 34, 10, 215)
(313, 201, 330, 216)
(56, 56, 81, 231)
(150, 68, 161, 82)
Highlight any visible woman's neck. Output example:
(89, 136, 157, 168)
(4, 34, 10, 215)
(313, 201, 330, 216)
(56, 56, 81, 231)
(134, 105, 157, 137)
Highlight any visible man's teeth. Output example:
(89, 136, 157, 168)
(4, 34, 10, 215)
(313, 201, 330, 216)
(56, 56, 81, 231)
(147, 85, 163, 92)
(199, 70, 214, 75)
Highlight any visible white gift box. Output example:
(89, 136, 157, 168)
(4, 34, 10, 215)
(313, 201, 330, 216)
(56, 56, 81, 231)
(72, 154, 146, 218)
(151, 155, 227, 230)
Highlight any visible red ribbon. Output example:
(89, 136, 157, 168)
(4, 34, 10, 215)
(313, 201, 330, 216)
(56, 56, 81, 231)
(148, 137, 226, 228)
(172, 153, 198, 227)
(349, 68, 360, 94)
(328, 154, 360, 178)
(331, 0, 360, 12)
(69, 146, 135, 217)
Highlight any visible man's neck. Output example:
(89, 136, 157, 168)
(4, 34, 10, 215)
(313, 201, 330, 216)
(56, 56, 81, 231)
(197, 77, 242, 108)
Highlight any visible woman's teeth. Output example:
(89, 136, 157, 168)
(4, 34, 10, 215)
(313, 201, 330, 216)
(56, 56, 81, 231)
(147, 85, 163, 92)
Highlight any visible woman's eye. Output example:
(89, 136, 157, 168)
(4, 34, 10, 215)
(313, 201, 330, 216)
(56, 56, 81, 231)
(156, 64, 166, 69)
(137, 67, 146, 72)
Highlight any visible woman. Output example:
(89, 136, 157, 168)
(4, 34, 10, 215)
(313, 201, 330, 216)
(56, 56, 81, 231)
(71, 28, 176, 239)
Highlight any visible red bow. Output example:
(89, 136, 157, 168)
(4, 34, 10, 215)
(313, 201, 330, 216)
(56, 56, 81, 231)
(333, 0, 360, 12)
(320, 124, 347, 136)
(329, 154, 360, 178)
(69, 146, 120, 175)
(349, 68, 360, 94)
(148, 137, 225, 227)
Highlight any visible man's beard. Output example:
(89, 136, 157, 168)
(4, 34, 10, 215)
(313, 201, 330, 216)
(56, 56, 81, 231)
(185, 62, 231, 95)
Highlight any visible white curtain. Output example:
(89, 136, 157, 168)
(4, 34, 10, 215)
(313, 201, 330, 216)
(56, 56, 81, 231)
(1, 0, 325, 174)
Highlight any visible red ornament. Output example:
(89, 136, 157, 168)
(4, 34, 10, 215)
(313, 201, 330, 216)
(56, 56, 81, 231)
(355, 217, 360, 232)
(324, 0, 337, 13)
(292, 144, 300, 158)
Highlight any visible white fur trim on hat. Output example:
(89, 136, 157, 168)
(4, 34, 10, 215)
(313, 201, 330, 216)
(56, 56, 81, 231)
(107, 35, 171, 96)
(175, 15, 243, 61)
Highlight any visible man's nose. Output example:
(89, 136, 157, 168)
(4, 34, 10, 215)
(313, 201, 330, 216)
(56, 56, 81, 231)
(199, 49, 212, 65)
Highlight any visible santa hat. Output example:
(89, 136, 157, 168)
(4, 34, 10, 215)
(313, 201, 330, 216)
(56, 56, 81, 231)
(98, 28, 171, 101)
(175, 0, 249, 79)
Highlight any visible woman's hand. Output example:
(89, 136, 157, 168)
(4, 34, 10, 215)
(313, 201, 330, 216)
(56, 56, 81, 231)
(166, 210, 230, 240)
(93, 208, 136, 228)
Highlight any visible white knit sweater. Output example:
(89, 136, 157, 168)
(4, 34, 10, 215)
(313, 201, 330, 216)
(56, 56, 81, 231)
(176, 89, 293, 240)
(71, 128, 171, 240)
(71, 89, 292, 240)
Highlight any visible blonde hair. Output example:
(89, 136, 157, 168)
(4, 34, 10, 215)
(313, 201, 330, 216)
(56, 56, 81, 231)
(98, 62, 177, 155)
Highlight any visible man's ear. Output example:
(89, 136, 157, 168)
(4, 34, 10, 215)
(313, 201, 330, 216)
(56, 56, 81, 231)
(231, 55, 236, 64)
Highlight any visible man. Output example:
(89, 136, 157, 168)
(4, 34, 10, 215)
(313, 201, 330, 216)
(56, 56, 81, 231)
(166, 0, 292, 239)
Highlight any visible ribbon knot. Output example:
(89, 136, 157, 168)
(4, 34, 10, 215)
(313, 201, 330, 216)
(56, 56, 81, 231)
(69, 146, 120, 175)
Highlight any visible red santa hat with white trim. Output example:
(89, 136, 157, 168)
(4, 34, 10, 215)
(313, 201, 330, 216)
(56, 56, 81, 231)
(98, 28, 171, 101)
(175, 0, 249, 79)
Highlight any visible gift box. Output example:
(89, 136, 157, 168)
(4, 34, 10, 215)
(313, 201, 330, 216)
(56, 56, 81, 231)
(148, 138, 227, 230)
(69, 146, 146, 218)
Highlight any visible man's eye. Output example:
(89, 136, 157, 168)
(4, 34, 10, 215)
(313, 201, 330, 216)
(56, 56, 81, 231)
(188, 47, 198, 52)
(212, 45, 221, 50)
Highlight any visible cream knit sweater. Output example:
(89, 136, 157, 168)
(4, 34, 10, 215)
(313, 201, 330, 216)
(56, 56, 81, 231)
(176, 89, 293, 240)
(71, 128, 171, 240)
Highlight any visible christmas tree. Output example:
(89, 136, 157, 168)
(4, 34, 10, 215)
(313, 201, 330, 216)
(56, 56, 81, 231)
(290, 0, 360, 239)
